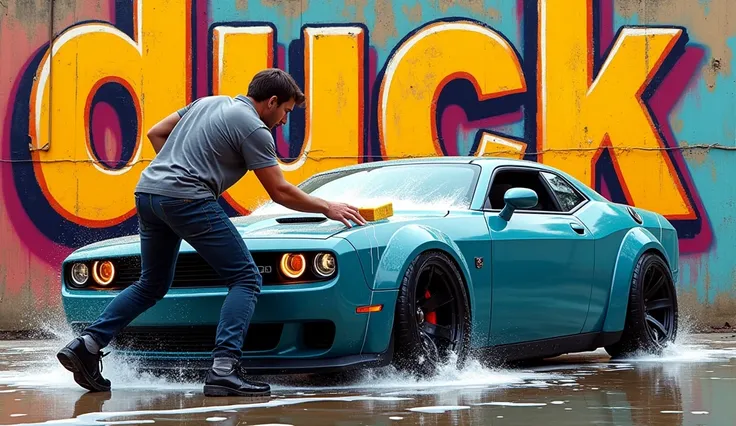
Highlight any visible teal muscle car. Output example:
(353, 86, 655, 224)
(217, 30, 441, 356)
(60, 157, 679, 376)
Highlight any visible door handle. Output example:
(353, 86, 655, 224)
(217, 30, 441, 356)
(570, 223, 585, 235)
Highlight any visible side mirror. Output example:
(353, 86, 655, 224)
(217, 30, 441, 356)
(499, 188, 538, 221)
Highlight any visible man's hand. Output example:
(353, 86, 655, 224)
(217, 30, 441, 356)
(324, 201, 367, 228)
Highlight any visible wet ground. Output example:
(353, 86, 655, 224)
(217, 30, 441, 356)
(1, 331, 735, 425)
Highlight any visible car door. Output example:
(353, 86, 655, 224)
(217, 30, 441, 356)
(483, 166, 594, 346)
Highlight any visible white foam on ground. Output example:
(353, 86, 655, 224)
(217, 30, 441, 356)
(252, 424, 294, 426)
(8, 396, 409, 425)
(474, 402, 547, 407)
(407, 405, 470, 413)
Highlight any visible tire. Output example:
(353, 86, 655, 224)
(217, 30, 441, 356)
(605, 252, 678, 358)
(391, 251, 472, 376)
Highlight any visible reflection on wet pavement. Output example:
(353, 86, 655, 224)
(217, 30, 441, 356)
(1, 331, 735, 425)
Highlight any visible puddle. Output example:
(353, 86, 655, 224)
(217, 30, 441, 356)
(1, 327, 735, 425)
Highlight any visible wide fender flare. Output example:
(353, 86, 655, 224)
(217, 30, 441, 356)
(372, 224, 475, 304)
(603, 226, 673, 333)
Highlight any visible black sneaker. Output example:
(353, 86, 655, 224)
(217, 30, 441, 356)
(56, 337, 111, 392)
(203, 362, 271, 397)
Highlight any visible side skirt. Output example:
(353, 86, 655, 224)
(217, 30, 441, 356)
(471, 331, 623, 365)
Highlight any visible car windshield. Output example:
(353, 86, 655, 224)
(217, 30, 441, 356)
(250, 163, 480, 215)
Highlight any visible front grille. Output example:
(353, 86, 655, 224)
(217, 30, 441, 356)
(98, 324, 283, 353)
(65, 251, 335, 290)
(107, 253, 225, 289)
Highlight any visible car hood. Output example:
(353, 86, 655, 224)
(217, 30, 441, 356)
(71, 215, 348, 255)
(232, 209, 450, 239)
(68, 209, 451, 257)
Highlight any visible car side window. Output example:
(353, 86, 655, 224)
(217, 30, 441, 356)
(486, 169, 561, 212)
(541, 172, 585, 212)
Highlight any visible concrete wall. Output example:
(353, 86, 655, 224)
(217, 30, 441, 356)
(0, 0, 733, 332)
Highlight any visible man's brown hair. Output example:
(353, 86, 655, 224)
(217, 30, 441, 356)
(247, 68, 306, 106)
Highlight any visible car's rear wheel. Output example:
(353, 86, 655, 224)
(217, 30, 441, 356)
(392, 251, 471, 376)
(605, 252, 678, 358)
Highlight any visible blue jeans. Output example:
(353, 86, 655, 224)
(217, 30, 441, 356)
(82, 192, 263, 361)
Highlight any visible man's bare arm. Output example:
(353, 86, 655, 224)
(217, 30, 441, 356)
(146, 112, 182, 153)
(253, 165, 366, 227)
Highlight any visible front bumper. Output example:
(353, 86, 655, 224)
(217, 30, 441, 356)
(61, 238, 399, 374)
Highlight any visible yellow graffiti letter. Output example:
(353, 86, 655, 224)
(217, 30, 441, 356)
(212, 26, 275, 97)
(30, 0, 190, 226)
(538, 0, 694, 219)
(213, 26, 366, 213)
(378, 21, 526, 160)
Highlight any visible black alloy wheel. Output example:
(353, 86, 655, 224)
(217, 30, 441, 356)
(393, 251, 471, 376)
(605, 252, 678, 358)
(642, 260, 677, 345)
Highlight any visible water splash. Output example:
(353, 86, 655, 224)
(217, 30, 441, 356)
(5, 305, 734, 398)
(612, 316, 736, 364)
(0, 323, 200, 392)
(0, 325, 567, 396)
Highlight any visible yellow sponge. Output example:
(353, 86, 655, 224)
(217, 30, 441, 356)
(359, 202, 394, 221)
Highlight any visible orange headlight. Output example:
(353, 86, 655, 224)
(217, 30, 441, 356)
(92, 260, 115, 286)
(280, 253, 306, 278)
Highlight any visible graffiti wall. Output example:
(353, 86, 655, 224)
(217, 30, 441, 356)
(0, 0, 733, 332)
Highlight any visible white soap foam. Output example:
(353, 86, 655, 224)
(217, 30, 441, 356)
(407, 405, 470, 413)
(6, 396, 410, 425)
(252, 424, 294, 426)
(474, 402, 547, 407)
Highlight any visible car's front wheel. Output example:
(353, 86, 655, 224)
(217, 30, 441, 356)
(605, 252, 678, 358)
(391, 250, 471, 376)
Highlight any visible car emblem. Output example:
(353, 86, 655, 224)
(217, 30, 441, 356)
(257, 265, 272, 274)
(475, 257, 483, 269)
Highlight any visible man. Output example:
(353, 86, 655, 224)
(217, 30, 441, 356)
(56, 68, 366, 397)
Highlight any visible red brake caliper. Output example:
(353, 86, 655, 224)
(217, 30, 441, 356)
(424, 289, 437, 324)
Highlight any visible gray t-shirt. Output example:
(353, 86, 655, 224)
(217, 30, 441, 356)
(135, 95, 278, 199)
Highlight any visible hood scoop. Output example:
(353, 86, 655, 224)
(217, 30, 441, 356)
(235, 214, 345, 239)
(275, 216, 327, 224)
